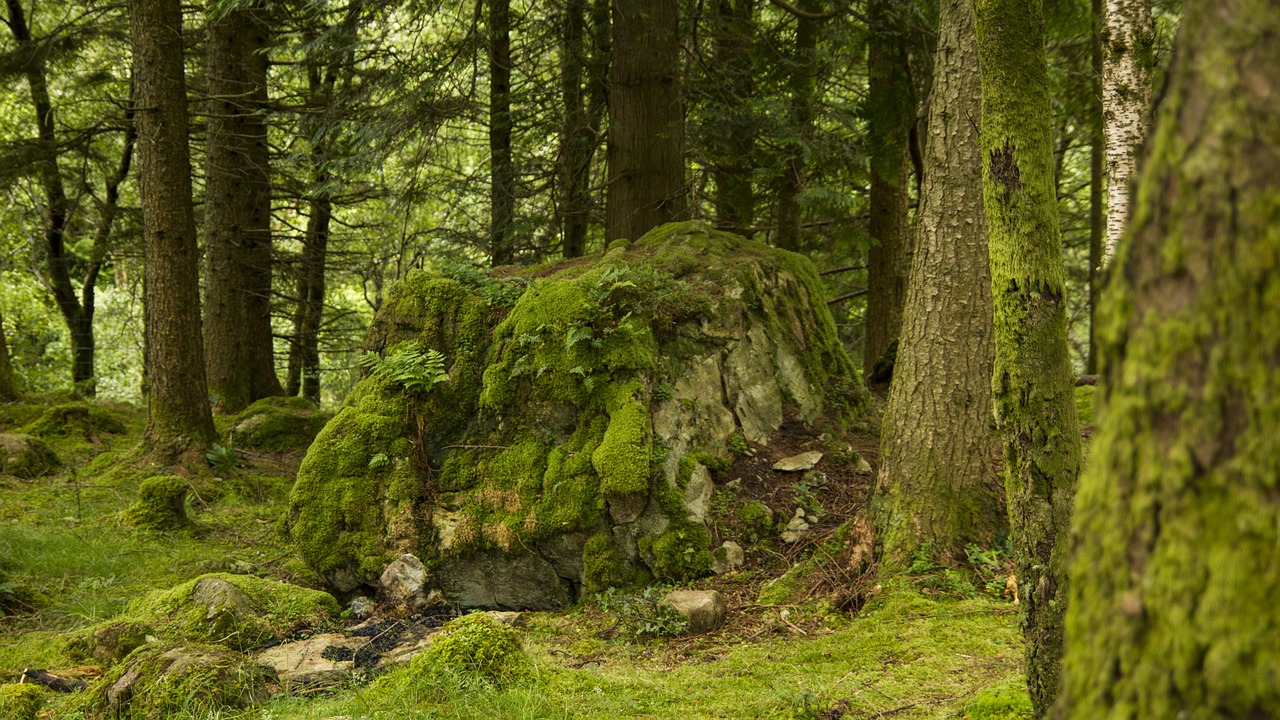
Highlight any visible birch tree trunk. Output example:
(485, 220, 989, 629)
(1100, 0, 1153, 264)
(1058, 0, 1280, 716)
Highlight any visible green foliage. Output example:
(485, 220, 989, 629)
(440, 261, 529, 308)
(596, 585, 691, 639)
(410, 613, 529, 687)
(205, 442, 238, 473)
(0, 683, 43, 720)
(963, 676, 1033, 719)
(727, 432, 748, 455)
(360, 343, 450, 396)
(645, 524, 714, 581)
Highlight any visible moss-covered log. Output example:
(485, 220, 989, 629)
(286, 222, 868, 607)
(1057, 1, 1280, 716)
(974, 0, 1084, 713)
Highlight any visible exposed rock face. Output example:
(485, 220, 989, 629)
(286, 221, 868, 607)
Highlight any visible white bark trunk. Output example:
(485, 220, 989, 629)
(1101, 0, 1154, 265)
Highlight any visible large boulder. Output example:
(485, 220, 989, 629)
(0, 433, 59, 478)
(286, 221, 869, 607)
(230, 396, 332, 451)
(79, 642, 275, 719)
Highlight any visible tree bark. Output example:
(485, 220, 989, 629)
(773, 0, 819, 251)
(606, 0, 688, 242)
(1100, 0, 1152, 264)
(489, 0, 516, 265)
(0, 312, 18, 401)
(973, 0, 1083, 714)
(1087, 0, 1104, 375)
(558, 0, 610, 258)
(872, 0, 1002, 565)
(287, 189, 331, 405)
(864, 0, 915, 377)
(204, 0, 282, 413)
(130, 0, 217, 452)
(709, 0, 756, 231)
(1057, 1, 1280, 716)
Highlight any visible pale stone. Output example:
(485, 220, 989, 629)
(379, 554, 430, 612)
(856, 456, 874, 475)
(773, 451, 823, 472)
(661, 589, 728, 634)
(683, 463, 715, 523)
(255, 634, 364, 689)
(711, 541, 745, 575)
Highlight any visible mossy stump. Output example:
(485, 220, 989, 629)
(126, 475, 191, 530)
(0, 433, 59, 478)
(286, 221, 870, 608)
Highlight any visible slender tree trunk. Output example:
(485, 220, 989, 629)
(974, 0, 1083, 714)
(0, 312, 18, 401)
(5, 0, 99, 394)
(558, 0, 610, 258)
(710, 0, 756, 231)
(606, 0, 688, 242)
(872, 0, 1002, 565)
(1100, 0, 1152, 264)
(489, 0, 516, 265)
(1059, 1, 1280, 716)
(204, 0, 282, 413)
(864, 0, 916, 377)
(774, 0, 818, 251)
(1087, 0, 1104, 375)
(130, 0, 217, 452)
(287, 193, 331, 405)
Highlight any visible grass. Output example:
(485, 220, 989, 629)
(0, 399, 1030, 719)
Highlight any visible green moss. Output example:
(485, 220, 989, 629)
(410, 613, 529, 687)
(0, 433, 59, 478)
(593, 381, 651, 500)
(21, 401, 127, 438)
(582, 532, 638, 594)
(124, 573, 338, 651)
(77, 641, 275, 719)
(230, 396, 332, 451)
(644, 523, 714, 581)
(964, 675, 1032, 719)
(1073, 385, 1094, 427)
(125, 475, 190, 531)
(0, 683, 43, 720)
(735, 500, 775, 542)
(64, 618, 153, 663)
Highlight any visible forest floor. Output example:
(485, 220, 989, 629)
(0, 394, 1052, 720)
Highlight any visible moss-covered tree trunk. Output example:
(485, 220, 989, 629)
(872, 0, 1002, 565)
(204, 0, 282, 413)
(864, 0, 915, 377)
(973, 0, 1083, 714)
(488, 0, 516, 265)
(131, 0, 217, 453)
(605, 0, 687, 242)
(773, 0, 819, 251)
(0, 311, 18, 401)
(1057, 1, 1280, 716)
(709, 0, 756, 232)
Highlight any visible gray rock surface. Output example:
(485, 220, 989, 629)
(255, 634, 366, 689)
(661, 589, 728, 634)
(711, 541, 745, 575)
(379, 554, 430, 612)
(773, 451, 823, 472)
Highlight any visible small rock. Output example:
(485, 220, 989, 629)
(855, 456, 873, 475)
(379, 554, 430, 612)
(710, 541, 744, 575)
(485, 611, 527, 627)
(348, 596, 375, 620)
(805, 513, 819, 525)
(255, 634, 365, 689)
(773, 451, 822, 472)
(683, 462, 715, 523)
(792, 507, 806, 520)
(661, 589, 728, 634)
(724, 478, 743, 492)
(781, 511, 811, 543)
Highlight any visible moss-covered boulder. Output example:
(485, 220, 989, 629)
(125, 475, 191, 530)
(409, 613, 529, 686)
(65, 618, 154, 663)
(22, 401, 128, 438)
(0, 683, 44, 720)
(230, 396, 332, 451)
(122, 573, 340, 651)
(286, 221, 869, 607)
(0, 433, 59, 478)
(79, 642, 275, 719)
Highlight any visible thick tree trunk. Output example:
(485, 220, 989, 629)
(0, 312, 18, 401)
(1100, 0, 1152, 264)
(558, 0, 610, 258)
(864, 0, 915, 377)
(973, 0, 1083, 714)
(204, 0, 282, 413)
(489, 0, 516, 265)
(1058, 1, 1280, 716)
(605, 0, 688, 242)
(773, 0, 818, 252)
(709, 0, 756, 231)
(872, 0, 1002, 565)
(130, 0, 217, 452)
